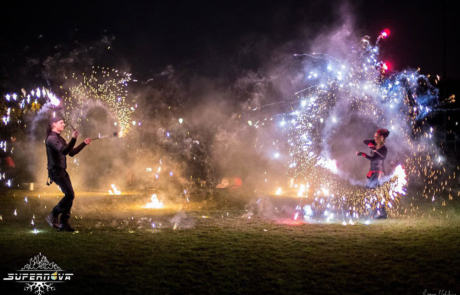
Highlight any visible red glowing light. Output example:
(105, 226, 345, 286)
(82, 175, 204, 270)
(381, 29, 391, 38)
(382, 62, 391, 72)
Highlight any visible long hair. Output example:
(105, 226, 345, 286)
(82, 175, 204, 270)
(46, 124, 52, 141)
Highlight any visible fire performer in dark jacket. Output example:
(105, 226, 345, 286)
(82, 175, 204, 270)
(45, 116, 92, 231)
(356, 128, 390, 218)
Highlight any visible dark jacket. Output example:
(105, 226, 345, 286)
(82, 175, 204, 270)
(363, 140, 387, 173)
(46, 131, 86, 170)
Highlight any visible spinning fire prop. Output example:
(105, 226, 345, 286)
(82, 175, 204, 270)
(246, 29, 456, 223)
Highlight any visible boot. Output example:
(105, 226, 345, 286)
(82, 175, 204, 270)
(59, 223, 76, 232)
(46, 212, 60, 229)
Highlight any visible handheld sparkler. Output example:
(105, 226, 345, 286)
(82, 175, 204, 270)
(68, 122, 76, 131)
(92, 132, 119, 140)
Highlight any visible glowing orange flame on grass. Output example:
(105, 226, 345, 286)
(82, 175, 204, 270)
(144, 194, 164, 209)
(108, 184, 121, 195)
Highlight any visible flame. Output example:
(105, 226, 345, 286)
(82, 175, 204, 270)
(316, 158, 338, 174)
(108, 184, 121, 195)
(144, 194, 164, 209)
(390, 164, 407, 196)
(48, 92, 60, 106)
(297, 184, 308, 197)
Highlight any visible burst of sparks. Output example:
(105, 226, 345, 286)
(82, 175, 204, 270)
(249, 29, 456, 222)
(0, 67, 136, 188)
(64, 67, 135, 137)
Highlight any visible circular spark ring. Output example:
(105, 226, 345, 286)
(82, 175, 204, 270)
(64, 66, 135, 136)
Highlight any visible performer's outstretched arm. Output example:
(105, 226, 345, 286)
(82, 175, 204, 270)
(69, 142, 86, 157)
(356, 150, 385, 160)
(69, 138, 92, 157)
(364, 152, 383, 161)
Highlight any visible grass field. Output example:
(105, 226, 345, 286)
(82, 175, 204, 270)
(1, 187, 459, 295)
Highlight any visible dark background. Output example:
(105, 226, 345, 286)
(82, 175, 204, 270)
(1, 1, 459, 77)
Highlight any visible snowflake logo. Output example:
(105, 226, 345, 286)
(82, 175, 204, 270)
(21, 253, 62, 295)
(3, 253, 73, 294)
(24, 282, 56, 295)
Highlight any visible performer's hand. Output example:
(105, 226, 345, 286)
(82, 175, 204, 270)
(356, 151, 362, 156)
(368, 143, 375, 148)
(84, 138, 92, 145)
(72, 130, 79, 139)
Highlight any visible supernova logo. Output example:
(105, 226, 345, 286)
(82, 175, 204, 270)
(3, 253, 73, 295)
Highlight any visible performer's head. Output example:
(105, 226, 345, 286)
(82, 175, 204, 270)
(47, 116, 65, 138)
(374, 128, 390, 145)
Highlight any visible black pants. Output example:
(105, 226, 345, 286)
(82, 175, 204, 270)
(50, 169, 75, 224)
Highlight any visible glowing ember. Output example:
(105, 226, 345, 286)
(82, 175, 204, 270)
(380, 28, 391, 38)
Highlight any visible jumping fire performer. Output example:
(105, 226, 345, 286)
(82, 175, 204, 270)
(356, 128, 390, 218)
(45, 116, 92, 231)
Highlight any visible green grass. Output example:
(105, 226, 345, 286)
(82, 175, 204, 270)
(1, 188, 459, 295)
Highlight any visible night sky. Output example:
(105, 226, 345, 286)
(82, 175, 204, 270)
(1, 0, 459, 80)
